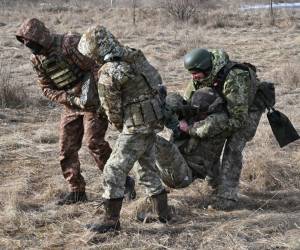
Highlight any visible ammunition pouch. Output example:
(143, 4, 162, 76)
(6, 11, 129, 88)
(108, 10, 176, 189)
(41, 53, 84, 90)
(79, 73, 100, 110)
(124, 96, 164, 128)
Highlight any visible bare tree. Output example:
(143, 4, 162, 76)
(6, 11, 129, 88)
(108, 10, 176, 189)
(270, 0, 275, 25)
(132, 0, 137, 25)
(163, 0, 199, 22)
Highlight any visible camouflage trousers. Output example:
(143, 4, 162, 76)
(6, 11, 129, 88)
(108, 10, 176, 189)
(102, 132, 164, 199)
(155, 134, 226, 189)
(216, 110, 263, 201)
(59, 109, 112, 192)
(155, 136, 194, 188)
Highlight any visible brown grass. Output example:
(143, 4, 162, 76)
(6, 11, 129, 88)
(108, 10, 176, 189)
(0, 59, 30, 108)
(0, 0, 300, 249)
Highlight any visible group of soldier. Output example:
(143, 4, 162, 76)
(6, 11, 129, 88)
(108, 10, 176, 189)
(16, 18, 267, 234)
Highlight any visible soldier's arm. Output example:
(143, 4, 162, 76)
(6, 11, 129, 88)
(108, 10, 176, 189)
(222, 69, 250, 132)
(189, 113, 229, 138)
(188, 69, 250, 138)
(98, 62, 127, 130)
(30, 55, 70, 105)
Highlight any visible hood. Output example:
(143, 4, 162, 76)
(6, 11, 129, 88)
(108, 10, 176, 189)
(78, 25, 125, 64)
(193, 49, 230, 87)
(16, 18, 53, 50)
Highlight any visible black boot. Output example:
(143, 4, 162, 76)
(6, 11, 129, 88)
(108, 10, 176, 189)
(136, 190, 172, 223)
(87, 198, 122, 233)
(124, 176, 136, 201)
(151, 190, 172, 223)
(56, 191, 87, 205)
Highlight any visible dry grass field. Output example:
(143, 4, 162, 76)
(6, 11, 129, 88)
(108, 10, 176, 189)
(0, 0, 300, 249)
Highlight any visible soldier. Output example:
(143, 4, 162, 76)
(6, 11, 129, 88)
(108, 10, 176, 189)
(136, 87, 229, 221)
(182, 48, 265, 210)
(156, 87, 228, 189)
(16, 18, 135, 205)
(78, 25, 172, 233)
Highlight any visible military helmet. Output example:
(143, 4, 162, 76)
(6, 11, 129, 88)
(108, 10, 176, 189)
(184, 48, 212, 72)
(165, 92, 186, 111)
(78, 25, 124, 64)
(191, 87, 218, 111)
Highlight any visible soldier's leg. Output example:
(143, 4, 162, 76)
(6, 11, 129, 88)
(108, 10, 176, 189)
(83, 111, 112, 171)
(59, 111, 85, 192)
(155, 135, 193, 188)
(135, 134, 172, 223)
(83, 111, 135, 200)
(88, 133, 153, 233)
(102, 133, 149, 199)
(215, 111, 263, 209)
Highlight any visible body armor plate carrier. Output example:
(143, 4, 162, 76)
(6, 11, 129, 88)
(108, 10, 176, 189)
(41, 52, 84, 89)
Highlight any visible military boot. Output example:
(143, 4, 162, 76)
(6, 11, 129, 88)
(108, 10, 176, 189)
(124, 176, 136, 201)
(152, 191, 172, 223)
(136, 190, 172, 223)
(56, 191, 87, 205)
(87, 198, 122, 233)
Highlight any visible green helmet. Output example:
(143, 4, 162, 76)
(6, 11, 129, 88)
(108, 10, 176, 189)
(184, 48, 212, 72)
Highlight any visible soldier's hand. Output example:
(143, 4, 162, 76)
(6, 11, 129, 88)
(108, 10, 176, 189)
(179, 120, 189, 133)
(68, 95, 85, 109)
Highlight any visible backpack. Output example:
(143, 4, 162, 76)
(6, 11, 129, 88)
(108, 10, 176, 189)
(213, 62, 299, 148)
(213, 61, 275, 110)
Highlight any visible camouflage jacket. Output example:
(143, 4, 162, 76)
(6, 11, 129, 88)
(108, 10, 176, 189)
(16, 18, 98, 110)
(184, 49, 254, 138)
(78, 25, 164, 134)
(31, 33, 98, 110)
(98, 60, 164, 134)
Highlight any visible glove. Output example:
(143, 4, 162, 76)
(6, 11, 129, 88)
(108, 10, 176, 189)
(67, 95, 84, 109)
(179, 120, 190, 133)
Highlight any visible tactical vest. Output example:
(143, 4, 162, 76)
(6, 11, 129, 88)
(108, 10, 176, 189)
(122, 72, 164, 128)
(39, 37, 84, 89)
(40, 53, 84, 89)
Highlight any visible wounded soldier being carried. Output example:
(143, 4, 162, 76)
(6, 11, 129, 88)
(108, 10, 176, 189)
(155, 87, 228, 191)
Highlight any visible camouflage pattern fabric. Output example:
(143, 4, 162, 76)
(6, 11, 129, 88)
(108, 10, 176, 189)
(102, 133, 164, 199)
(155, 123, 227, 189)
(183, 49, 263, 202)
(155, 135, 193, 188)
(217, 110, 262, 201)
(78, 25, 124, 64)
(184, 49, 255, 136)
(78, 25, 165, 199)
(60, 110, 112, 192)
(16, 18, 97, 109)
(16, 19, 111, 192)
(16, 18, 53, 50)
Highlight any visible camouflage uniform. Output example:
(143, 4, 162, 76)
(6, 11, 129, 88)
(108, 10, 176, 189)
(184, 49, 264, 203)
(78, 26, 165, 199)
(156, 88, 228, 189)
(16, 19, 112, 192)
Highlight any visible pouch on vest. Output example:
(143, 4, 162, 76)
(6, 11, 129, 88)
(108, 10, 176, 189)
(141, 99, 157, 124)
(79, 73, 100, 109)
(130, 103, 144, 126)
(151, 97, 164, 120)
(267, 108, 299, 148)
